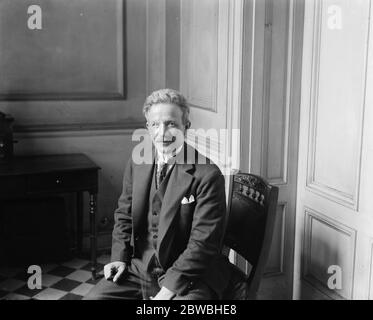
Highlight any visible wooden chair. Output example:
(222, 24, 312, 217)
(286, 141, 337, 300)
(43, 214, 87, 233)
(222, 172, 279, 299)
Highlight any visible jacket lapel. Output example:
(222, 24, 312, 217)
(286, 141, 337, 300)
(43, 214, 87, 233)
(157, 162, 194, 251)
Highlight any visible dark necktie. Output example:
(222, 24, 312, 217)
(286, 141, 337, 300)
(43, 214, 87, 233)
(156, 162, 168, 188)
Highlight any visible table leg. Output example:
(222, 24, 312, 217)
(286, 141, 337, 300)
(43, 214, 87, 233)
(76, 191, 83, 254)
(89, 193, 97, 280)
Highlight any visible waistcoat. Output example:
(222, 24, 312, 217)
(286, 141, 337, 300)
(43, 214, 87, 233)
(138, 163, 173, 271)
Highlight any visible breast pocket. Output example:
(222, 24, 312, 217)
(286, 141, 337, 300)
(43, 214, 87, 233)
(178, 202, 196, 230)
(180, 201, 196, 213)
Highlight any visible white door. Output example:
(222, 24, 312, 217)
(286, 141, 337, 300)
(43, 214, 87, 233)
(239, 0, 304, 299)
(294, 0, 373, 299)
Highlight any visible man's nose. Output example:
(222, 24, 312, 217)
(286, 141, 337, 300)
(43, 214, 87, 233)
(157, 123, 167, 135)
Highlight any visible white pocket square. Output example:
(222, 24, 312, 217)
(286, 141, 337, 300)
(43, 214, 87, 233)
(181, 195, 195, 204)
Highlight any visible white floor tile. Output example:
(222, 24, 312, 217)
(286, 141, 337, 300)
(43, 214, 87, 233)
(71, 283, 94, 296)
(33, 288, 66, 300)
(66, 270, 92, 282)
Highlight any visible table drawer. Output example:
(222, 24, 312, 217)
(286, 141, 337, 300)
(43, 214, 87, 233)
(0, 176, 26, 198)
(27, 170, 97, 194)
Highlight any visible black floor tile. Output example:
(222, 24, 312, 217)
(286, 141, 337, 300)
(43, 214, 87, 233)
(14, 284, 45, 297)
(47, 266, 76, 278)
(51, 278, 82, 292)
(0, 253, 110, 300)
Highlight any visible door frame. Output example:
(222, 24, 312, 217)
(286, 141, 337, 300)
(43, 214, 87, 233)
(239, 0, 305, 299)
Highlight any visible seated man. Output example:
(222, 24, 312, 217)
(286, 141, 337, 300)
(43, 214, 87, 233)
(86, 89, 230, 300)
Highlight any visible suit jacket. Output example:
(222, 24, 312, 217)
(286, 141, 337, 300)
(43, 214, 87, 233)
(111, 143, 231, 297)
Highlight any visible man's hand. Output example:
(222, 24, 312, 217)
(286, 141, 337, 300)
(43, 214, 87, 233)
(104, 261, 127, 283)
(150, 286, 176, 300)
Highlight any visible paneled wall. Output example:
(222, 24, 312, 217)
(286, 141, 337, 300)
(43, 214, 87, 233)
(0, 0, 147, 128)
(180, 0, 225, 116)
(0, 0, 165, 250)
(0, 0, 242, 252)
(260, 0, 293, 279)
(305, 0, 369, 209)
(180, 0, 242, 174)
(303, 208, 356, 299)
(294, 0, 373, 300)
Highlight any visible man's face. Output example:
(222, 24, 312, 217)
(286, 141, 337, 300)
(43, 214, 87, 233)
(146, 103, 187, 155)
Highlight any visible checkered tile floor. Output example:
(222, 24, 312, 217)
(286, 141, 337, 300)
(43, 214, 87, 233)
(0, 254, 110, 300)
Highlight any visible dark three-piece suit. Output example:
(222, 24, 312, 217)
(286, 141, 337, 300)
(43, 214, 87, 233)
(86, 143, 231, 300)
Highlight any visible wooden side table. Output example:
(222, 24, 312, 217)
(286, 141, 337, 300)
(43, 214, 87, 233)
(0, 153, 100, 279)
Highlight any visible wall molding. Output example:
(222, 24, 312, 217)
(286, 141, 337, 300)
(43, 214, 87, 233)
(0, 0, 126, 101)
(305, 0, 370, 210)
(189, 0, 218, 111)
(302, 207, 357, 300)
(261, 0, 292, 186)
(225, 0, 244, 173)
(14, 120, 145, 138)
(180, 0, 230, 113)
(264, 202, 286, 276)
(146, 0, 166, 94)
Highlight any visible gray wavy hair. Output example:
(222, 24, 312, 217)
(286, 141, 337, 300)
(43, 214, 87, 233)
(143, 88, 190, 126)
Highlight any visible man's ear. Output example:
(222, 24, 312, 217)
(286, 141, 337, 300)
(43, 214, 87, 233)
(185, 121, 191, 129)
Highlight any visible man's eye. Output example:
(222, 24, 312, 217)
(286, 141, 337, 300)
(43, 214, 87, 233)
(168, 122, 176, 127)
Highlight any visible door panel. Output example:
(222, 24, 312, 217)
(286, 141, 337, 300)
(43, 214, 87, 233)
(294, 0, 373, 300)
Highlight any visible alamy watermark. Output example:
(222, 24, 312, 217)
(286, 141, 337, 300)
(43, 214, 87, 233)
(27, 265, 42, 290)
(131, 128, 240, 175)
(327, 5, 343, 30)
(327, 265, 342, 290)
(27, 5, 42, 30)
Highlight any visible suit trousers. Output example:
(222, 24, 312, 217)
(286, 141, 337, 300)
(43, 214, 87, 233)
(84, 258, 217, 300)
